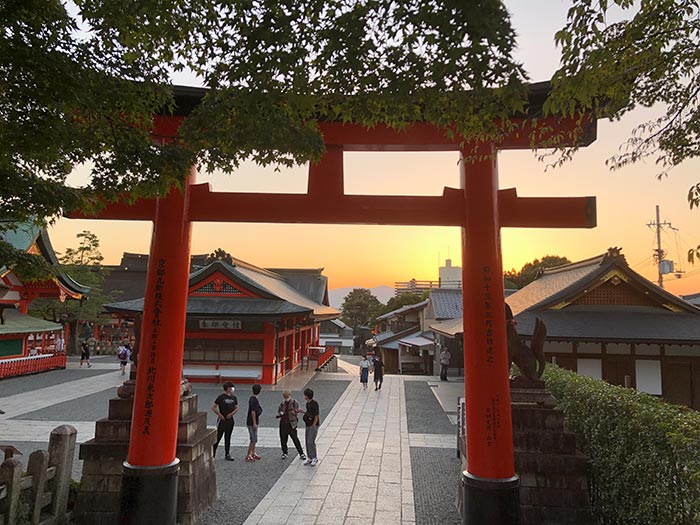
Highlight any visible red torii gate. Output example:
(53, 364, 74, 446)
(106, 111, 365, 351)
(72, 83, 596, 524)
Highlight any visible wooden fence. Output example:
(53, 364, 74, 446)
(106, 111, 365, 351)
(0, 425, 76, 525)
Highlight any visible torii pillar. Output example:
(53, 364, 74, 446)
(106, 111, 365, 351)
(68, 85, 597, 525)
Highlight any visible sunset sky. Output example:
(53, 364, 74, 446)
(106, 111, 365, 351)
(49, 1, 700, 298)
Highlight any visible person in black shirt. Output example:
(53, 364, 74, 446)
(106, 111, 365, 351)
(373, 355, 384, 391)
(212, 381, 238, 461)
(301, 388, 320, 466)
(80, 340, 92, 368)
(246, 384, 263, 462)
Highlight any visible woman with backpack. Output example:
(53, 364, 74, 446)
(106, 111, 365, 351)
(117, 342, 131, 375)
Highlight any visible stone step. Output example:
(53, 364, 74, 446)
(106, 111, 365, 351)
(511, 404, 566, 431)
(515, 451, 590, 474)
(519, 471, 590, 491)
(513, 429, 578, 454)
(510, 388, 557, 406)
(79, 427, 216, 463)
(93, 411, 208, 443)
(520, 503, 595, 525)
(108, 394, 200, 421)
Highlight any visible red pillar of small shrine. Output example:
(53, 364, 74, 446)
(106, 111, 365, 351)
(119, 169, 194, 524)
(460, 143, 520, 523)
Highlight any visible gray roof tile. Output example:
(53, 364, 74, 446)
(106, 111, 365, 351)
(429, 288, 463, 319)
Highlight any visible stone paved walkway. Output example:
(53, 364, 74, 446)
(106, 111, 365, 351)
(0, 356, 461, 524)
(244, 360, 415, 525)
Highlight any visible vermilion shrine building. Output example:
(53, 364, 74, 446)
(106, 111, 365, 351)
(0, 222, 88, 378)
(103, 257, 338, 384)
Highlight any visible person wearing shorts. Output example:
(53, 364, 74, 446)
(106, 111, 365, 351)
(246, 384, 263, 462)
(80, 340, 92, 368)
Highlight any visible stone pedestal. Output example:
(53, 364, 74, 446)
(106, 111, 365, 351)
(75, 375, 216, 525)
(510, 377, 594, 524)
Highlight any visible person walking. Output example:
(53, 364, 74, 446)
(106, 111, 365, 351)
(117, 342, 131, 375)
(212, 381, 238, 461)
(246, 384, 263, 462)
(439, 346, 451, 381)
(359, 354, 371, 390)
(277, 390, 306, 461)
(301, 388, 320, 466)
(373, 354, 384, 391)
(80, 340, 92, 368)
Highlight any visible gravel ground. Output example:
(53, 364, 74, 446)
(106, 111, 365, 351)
(200, 446, 300, 525)
(13, 386, 117, 421)
(0, 367, 114, 398)
(194, 379, 350, 429)
(404, 381, 456, 434)
(411, 446, 462, 525)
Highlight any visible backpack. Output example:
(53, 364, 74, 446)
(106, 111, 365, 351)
(118, 347, 128, 360)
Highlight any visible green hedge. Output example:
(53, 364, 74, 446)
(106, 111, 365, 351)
(543, 365, 700, 525)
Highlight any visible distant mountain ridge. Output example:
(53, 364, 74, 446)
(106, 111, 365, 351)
(329, 285, 394, 308)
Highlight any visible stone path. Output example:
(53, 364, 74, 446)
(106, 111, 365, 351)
(244, 360, 415, 524)
(0, 355, 462, 524)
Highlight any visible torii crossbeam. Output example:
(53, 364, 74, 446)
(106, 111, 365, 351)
(70, 84, 597, 525)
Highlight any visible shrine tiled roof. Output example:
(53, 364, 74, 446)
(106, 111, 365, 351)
(376, 299, 429, 321)
(1, 222, 89, 297)
(506, 248, 697, 316)
(428, 288, 463, 320)
(104, 297, 313, 316)
(105, 258, 339, 320)
(0, 309, 63, 335)
(515, 305, 700, 343)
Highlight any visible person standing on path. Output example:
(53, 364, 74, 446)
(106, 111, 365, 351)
(301, 387, 320, 466)
(359, 354, 371, 390)
(117, 342, 131, 375)
(80, 340, 92, 368)
(439, 347, 451, 381)
(246, 383, 263, 462)
(373, 354, 384, 391)
(277, 390, 306, 461)
(212, 381, 238, 461)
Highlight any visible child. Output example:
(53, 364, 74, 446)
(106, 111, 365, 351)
(301, 388, 320, 466)
(80, 340, 92, 368)
(246, 384, 263, 462)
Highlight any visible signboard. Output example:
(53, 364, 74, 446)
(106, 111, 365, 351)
(198, 319, 242, 330)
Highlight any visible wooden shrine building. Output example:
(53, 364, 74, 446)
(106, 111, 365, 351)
(104, 256, 339, 384)
(433, 248, 700, 409)
(0, 222, 89, 377)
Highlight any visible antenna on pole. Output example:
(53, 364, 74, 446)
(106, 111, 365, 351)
(646, 205, 674, 288)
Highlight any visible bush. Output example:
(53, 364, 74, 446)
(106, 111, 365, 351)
(544, 365, 700, 525)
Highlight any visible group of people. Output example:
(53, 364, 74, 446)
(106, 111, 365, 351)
(358, 353, 384, 391)
(211, 383, 320, 466)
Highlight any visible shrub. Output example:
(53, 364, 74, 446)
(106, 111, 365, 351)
(544, 365, 700, 525)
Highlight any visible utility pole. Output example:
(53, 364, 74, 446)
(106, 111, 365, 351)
(647, 205, 673, 288)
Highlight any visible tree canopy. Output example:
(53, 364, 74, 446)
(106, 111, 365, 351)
(504, 255, 571, 289)
(375, 292, 427, 318)
(29, 230, 116, 352)
(546, 0, 700, 259)
(340, 288, 383, 332)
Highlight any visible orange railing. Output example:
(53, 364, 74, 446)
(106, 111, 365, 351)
(308, 345, 334, 370)
(0, 354, 66, 379)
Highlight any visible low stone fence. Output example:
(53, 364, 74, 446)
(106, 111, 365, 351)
(0, 425, 77, 525)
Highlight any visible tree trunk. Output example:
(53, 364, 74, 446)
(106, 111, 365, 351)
(66, 320, 79, 355)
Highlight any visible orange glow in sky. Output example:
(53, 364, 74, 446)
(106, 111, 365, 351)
(47, 2, 700, 299)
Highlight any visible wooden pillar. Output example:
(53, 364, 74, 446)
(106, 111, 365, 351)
(119, 170, 194, 525)
(262, 322, 276, 384)
(460, 143, 520, 523)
